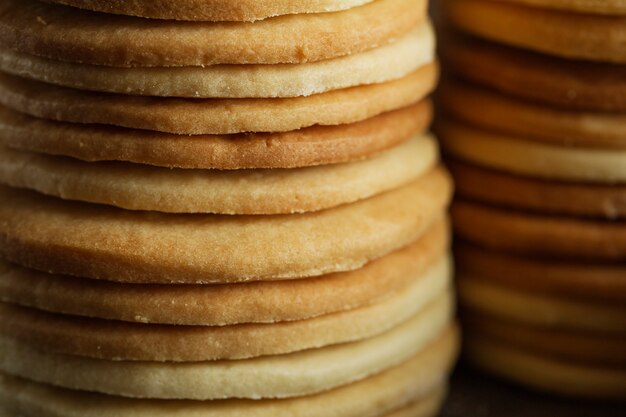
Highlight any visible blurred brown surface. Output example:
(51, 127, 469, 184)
(441, 365, 625, 417)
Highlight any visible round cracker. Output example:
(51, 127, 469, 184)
(465, 335, 626, 399)
(455, 242, 626, 303)
(0, 0, 425, 67)
(43, 0, 375, 22)
(439, 119, 626, 183)
(0, 135, 439, 214)
(0, 166, 452, 284)
(442, 33, 626, 112)
(0, 351, 454, 417)
(0, 260, 452, 361)
(439, 80, 626, 149)
(0, 305, 453, 399)
(445, 0, 626, 63)
(46, 0, 372, 22)
(452, 199, 626, 261)
(458, 275, 626, 334)
(0, 65, 437, 134)
(0, 101, 432, 169)
(465, 314, 626, 367)
(488, 0, 626, 15)
(0, 219, 448, 326)
(449, 160, 626, 219)
(0, 24, 434, 98)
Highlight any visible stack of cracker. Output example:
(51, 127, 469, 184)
(0, 0, 459, 416)
(439, 0, 626, 399)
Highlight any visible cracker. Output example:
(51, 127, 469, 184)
(0, 65, 437, 134)
(449, 160, 626, 219)
(0, 23, 434, 98)
(465, 313, 626, 367)
(0, 101, 431, 169)
(0, 219, 448, 325)
(0, 135, 438, 214)
(439, 119, 626, 183)
(439, 81, 626, 149)
(445, 0, 626, 63)
(458, 275, 626, 334)
(455, 242, 626, 303)
(453, 199, 626, 261)
(0, 167, 451, 283)
(0, 353, 453, 417)
(0, 305, 453, 399)
(0, 0, 425, 66)
(488, 0, 626, 15)
(43, 0, 375, 22)
(0, 260, 452, 361)
(465, 335, 626, 399)
(442, 33, 626, 112)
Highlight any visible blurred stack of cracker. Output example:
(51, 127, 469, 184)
(439, 0, 626, 399)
